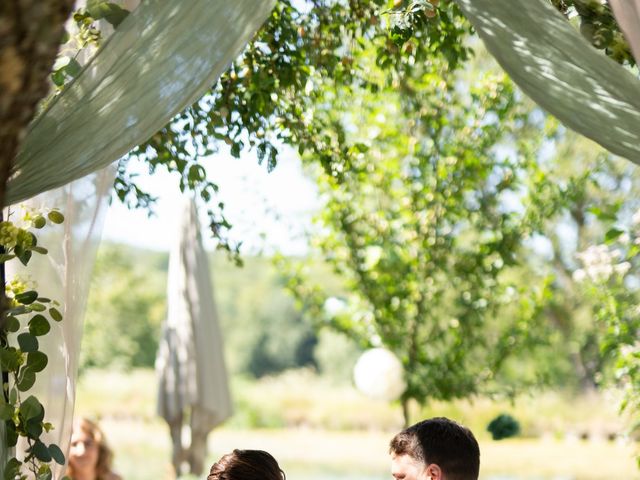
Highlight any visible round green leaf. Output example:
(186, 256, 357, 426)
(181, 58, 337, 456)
(64, 58, 82, 79)
(16, 248, 32, 266)
(49, 443, 65, 465)
(29, 303, 46, 312)
(15, 291, 38, 305)
(0, 347, 22, 371)
(17, 332, 39, 352)
(0, 403, 14, 421)
(29, 314, 51, 336)
(17, 368, 36, 392)
(20, 395, 43, 421)
(4, 457, 21, 480)
(49, 307, 63, 322)
(33, 216, 46, 229)
(24, 418, 42, 440)
(5, 315, 20, 333)
(32, 440, 52, 462)
(26, 351, 48, 373)
(47, 211, 65, 224)
(51, 70, 65, 87)
(5, 420, 18, 447)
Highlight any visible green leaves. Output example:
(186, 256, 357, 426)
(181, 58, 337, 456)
(0, 404, 13, 421)
(33, 216, 46, 229)
(117, 0, 470, 264)
(36, 465, 53, 480)
(47, 211, 64, 224)
(17, 333, 38, 353)
(4, 458, 21, 480)
(51, 57, 83, 88)
(48, 444, 65, 465)
(17, 368, 37, 392)
(26, 352, 48, 373)
(0, 212, 66, 478)
(20, 396, 43, 422)
(29, 315, 51, 336)
(51, 70, 66, 87)
(0, 347, 22, 371)
(5, 316, 20, 333)
(15, 291, 38, 305)
(15, 246, 32, 266)
(5, 421, 18, 448)
(86, 1, 130, 28)
(49, 308, 62, 322)
(604, 228, 625, 244)
(32, 441, 51, 462)
(279, 28, 563, 413)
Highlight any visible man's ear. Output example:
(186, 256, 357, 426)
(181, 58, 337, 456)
(425, 463, 443, 480)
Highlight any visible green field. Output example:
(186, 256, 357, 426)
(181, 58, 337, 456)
(74, 369, 640, 480)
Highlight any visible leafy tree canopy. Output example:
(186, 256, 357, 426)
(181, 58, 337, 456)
(116, 0, 470, 259)
(279, 36, 585, 421)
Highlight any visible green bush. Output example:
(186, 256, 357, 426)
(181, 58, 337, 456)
(487, 413, 520, 440)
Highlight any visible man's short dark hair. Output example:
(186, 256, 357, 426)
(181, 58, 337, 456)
(389, 417, 480, 480)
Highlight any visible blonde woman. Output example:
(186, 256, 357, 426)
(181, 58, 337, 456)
(66, 418, 122, 480)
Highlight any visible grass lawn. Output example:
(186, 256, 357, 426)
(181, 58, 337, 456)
(95, 419, 640, 480)
(75, 369, 640, 480)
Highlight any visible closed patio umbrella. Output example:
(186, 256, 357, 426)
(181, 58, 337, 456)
(156, 197, 232, 476)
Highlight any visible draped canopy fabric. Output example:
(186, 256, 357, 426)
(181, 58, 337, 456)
(456, 0, 640, 164)
(8, 0, 275, 204)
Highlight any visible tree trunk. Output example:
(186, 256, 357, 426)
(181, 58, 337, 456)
(0, 0, 75, 210)
(401, 398, 409, 428)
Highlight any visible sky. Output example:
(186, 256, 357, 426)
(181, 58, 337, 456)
(101, 148, 320, 255)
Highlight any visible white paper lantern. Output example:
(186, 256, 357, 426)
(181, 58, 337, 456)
(353, 348, 406, 401)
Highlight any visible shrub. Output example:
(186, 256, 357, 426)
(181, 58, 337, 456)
(487, 413, 520, 440)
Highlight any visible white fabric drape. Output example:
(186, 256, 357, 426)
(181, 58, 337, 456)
(6, 167, 115, 478)
(156, 198, 232, 476)
(455, 0, 640, 163)
(8, 0, 275, 204)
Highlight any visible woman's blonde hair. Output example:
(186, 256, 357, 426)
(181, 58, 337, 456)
(66, 418, 115, 480)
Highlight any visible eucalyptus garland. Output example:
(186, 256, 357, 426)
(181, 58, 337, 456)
(0, 209, 67, 480)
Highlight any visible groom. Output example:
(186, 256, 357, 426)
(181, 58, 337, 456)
(390, 417, 480, 480)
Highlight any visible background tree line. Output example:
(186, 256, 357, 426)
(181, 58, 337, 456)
(82, 244, 358, 380)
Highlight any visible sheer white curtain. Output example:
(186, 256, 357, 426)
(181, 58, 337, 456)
(7, 167, 114, 478)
